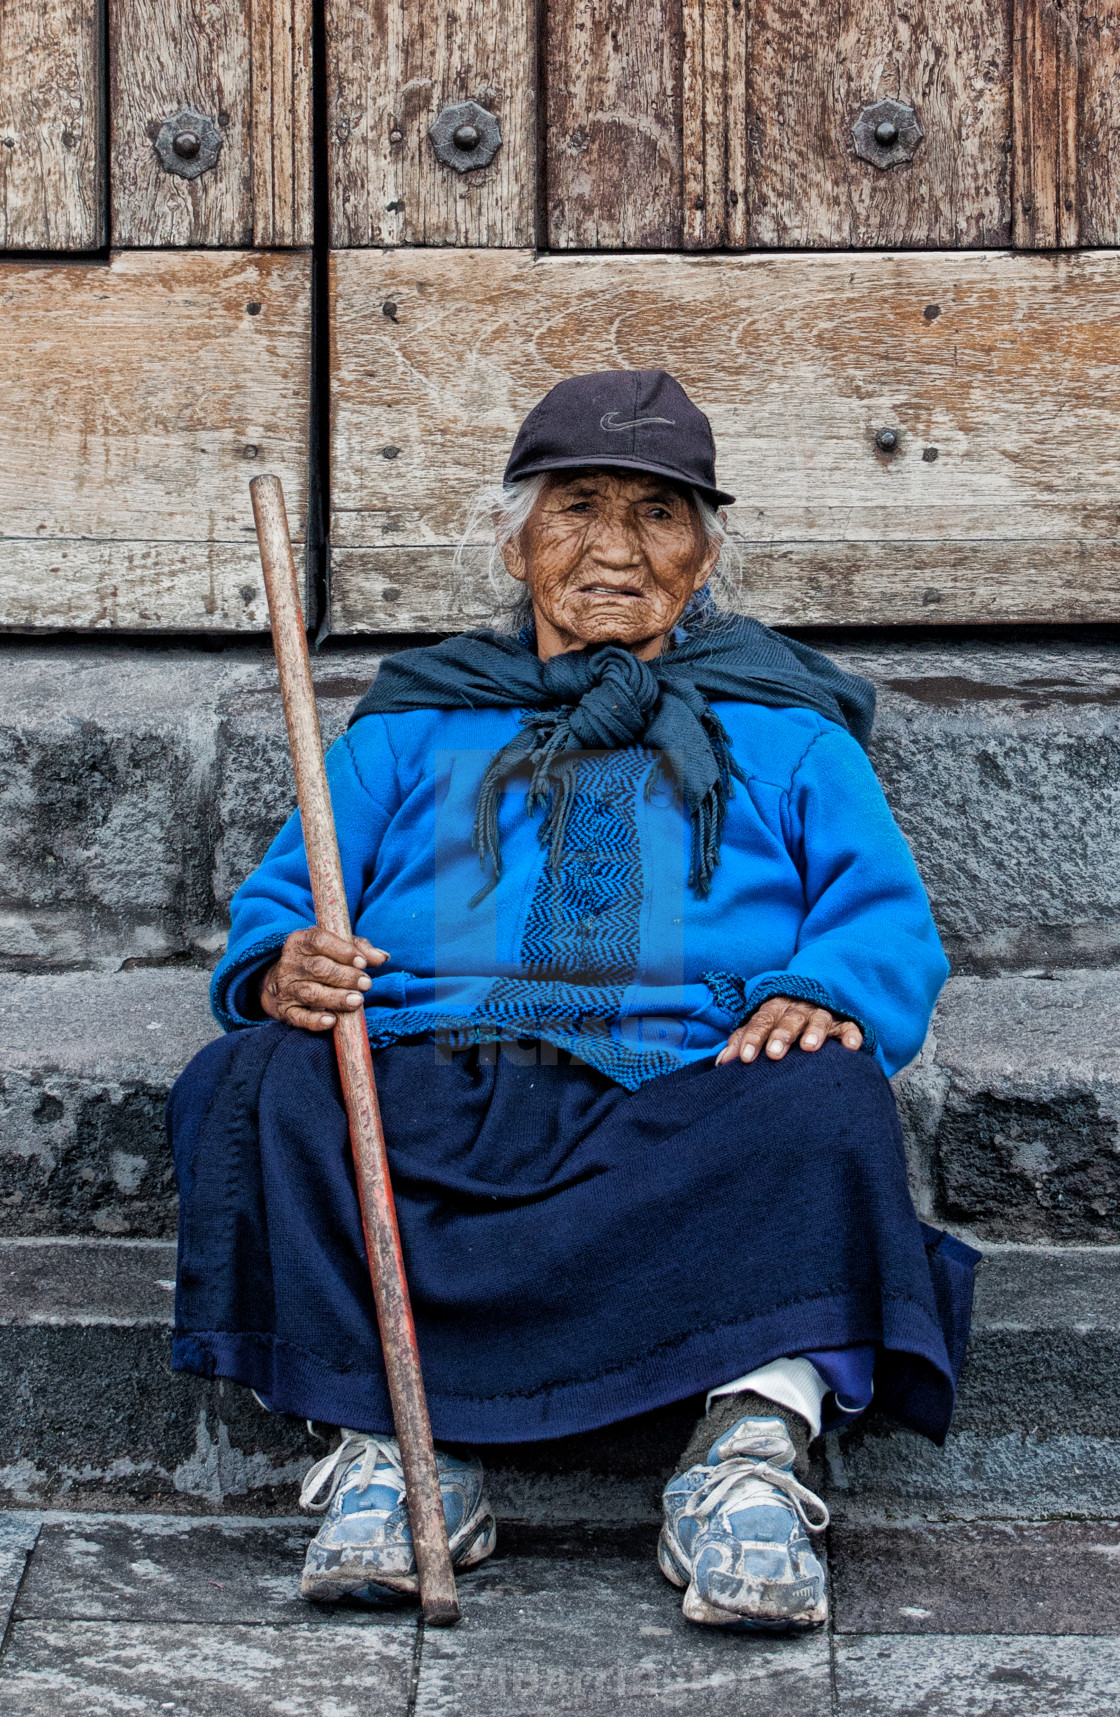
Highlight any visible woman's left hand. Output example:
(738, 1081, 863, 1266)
(716, 994, 863, 1066)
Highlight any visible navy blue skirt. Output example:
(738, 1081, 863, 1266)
(168, 1025, 978, 1445)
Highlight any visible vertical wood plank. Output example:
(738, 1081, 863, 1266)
(1074, 0, 1120, 244)
(743, 0, 1011, 248)
(111, 0, 253, 246)
(250, 0, 313, 245)
(725, 0, 748, 248)
(682, 0, 725, 248)
(1012, 0, 1080, 247)
(327, 0, 535, 247)
(111, 0, 311, 246)
(681, 0, 747, 249)
(0, 0, 104, 249)
(546, 0, 684, 249)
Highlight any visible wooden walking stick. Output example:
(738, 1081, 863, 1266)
(250, 473, 461, 1627)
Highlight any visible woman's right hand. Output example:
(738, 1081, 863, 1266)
(259, 928, 389, 1032)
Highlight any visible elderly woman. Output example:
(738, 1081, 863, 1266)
(169, 369, 978, 1634)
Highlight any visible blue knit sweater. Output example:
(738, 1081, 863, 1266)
(211, 701, 948, 1088)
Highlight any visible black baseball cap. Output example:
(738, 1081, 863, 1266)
(503, 369, 736, 508)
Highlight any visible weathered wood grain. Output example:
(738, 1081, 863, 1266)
(547, 0, 684, 248)
(331, 540, 1120, 631)
(682, 0, 749, 248)
(327, 0, 535, 247)
(0, 251, 310, 632)
(0, 543, 285, 632)
(110, 0, 311, 246)
(250, 0, 313, 245)
(743, 0, 1012, 248)
(329, 247, 1120, 630)
(0, 0, 104, 249)
(1076, 0, 1120, 244)
(1012, 0, 1080, 247)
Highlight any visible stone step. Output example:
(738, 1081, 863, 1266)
(0, 1236, 1116, 1521)
(3, 966, 1118, 1243)
(0, 968, 213, 1237)
(4, 1509, 1120, 1716)
(3, 638, 1120, 976)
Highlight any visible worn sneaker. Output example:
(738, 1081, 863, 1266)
(298, 1429, 496, 1602)
(659, 1415, 829, 1631)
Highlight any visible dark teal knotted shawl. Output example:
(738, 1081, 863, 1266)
(349, 612, 875, 898)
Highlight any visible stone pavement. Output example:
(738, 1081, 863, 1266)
(0, 1509, 1118, 1715)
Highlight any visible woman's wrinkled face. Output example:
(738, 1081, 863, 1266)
(500, 468, 720, 661)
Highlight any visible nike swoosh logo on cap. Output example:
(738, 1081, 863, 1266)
(599, 412, 676, 432)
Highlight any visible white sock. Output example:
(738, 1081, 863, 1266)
(706, 1357, 829, 1440)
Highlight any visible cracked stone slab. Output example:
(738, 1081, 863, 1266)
(830, 639, 1120, 978)
(13, 1514, 414, 1628)
(0, 1619, 415, 1716)
(413, 1541, 831, 1715)
(833, 1634, 1120, 1716)
(830, 1521, 1120, 1634)
(0, 1512, 39, 1634)
(969, 1244, 1120, 1333)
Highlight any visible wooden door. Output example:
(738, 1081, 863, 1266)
(2, 0, 1120, 635)
(0, 0, 313, 631)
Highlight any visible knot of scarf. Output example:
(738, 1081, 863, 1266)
(544, 646, 660, 748)
(471, 644, 743, 904)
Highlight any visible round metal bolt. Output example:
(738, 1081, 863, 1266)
(154, 107, 223, 179)
(851, 98, 923, 170)
(428, 100, 502, 172)
(389, 128, 403, 144)
(875, 428, 899, 452)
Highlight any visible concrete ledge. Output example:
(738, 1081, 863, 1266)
(4, 639, 1120, 977)
(5, 966, 1120, 1240)
(0, 1239, 177, 1327)
(0, 644, 376, 973)
(895, 973, 1120, 1241)
(3, 1237, 1113, 1333)
(0, 1238, 1115, 1519)
(0, 970, 214, 1237)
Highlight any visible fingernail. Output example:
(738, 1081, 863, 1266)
(357, 975, 371, 990)
(347, 993, 362, 1007)
(352, 957, 367, 969)
(321, 1014, 335, 1026)
(767, 1040, 784, 1056)
(741, 1044, 756, 1062)
(803, 1033, 820, 1047)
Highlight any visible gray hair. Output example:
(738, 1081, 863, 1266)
(454, 474, 743, 627)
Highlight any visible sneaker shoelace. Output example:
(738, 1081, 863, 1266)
(299, 1429, 405, 1514)
(683, 1457, 830, 1534)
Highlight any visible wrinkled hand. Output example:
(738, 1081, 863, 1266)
(259, 928, 388, 1032)
(716, 994, 863, 1067)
